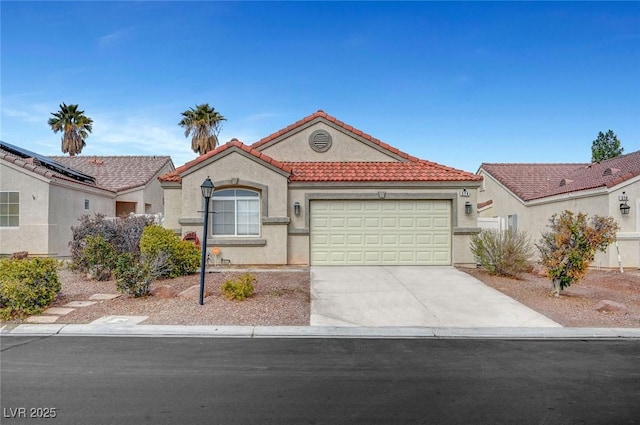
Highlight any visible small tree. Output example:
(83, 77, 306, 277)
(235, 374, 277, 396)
(591, 130, 623, 162)
(536, 210, 618, 296)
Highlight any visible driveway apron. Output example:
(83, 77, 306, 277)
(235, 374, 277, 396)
(310, 266, 561, 327)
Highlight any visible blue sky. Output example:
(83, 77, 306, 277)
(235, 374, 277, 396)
(1, 1, 639, 173)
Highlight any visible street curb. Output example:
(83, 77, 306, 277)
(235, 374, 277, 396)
(2, 324, 640, 339)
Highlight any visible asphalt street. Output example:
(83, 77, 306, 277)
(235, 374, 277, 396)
(1, 336, 639, 424)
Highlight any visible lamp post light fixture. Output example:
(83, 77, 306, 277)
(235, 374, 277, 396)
(199, 176, 214, 305)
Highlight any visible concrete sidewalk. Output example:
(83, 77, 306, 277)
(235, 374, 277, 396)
(2, 323, 639, 339)
(311, 266, 561, 327)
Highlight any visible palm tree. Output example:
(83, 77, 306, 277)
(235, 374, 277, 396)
(178, 103, 226, 155)
(48, 103, 93, 156)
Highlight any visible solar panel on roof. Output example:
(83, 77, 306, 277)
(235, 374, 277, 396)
(0, 140, 96, 184)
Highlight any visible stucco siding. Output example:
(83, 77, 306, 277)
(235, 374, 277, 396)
(48, 183, 115, 256)
(0, 163, 51, 256)
(161, 185, 182, 233)
(259, 122, 398, 162)
(478, 170, 640, 268)
(176, 151, 290, 265)
(117, 162, 174, 214)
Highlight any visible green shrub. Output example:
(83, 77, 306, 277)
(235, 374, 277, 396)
(470, 229, 533, 277)
(84, 235, 118, 281)
(221, 273, 256, 301)
(0, 258, 61, 319)
(114, 253, 153, 297)
(139, 225, 200, 278)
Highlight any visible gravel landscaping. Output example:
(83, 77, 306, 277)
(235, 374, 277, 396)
(38, 266, 311, 326)
(3, 265, 639, 328)
(461, 267, 640, 328)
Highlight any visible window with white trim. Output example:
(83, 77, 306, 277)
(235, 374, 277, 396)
(0, 191, 19, 227)
(211, 189, 260, 236)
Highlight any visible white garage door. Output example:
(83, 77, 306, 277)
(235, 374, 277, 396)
(310, 200, 451, 265)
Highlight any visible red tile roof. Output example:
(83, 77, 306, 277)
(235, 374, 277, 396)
(158, 139, 292, 183)
(50, 155, 174, 192)
(480, 150, 640, 201)
(287, 161, 481, 182)
(160, 112, 481, 183)
(480, 163, 586, 201)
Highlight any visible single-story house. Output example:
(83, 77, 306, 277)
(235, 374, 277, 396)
(50, 155, 173, 217)
(159, 110, 483, 266)
(477, 150, 640, 269)
(0, 141, 173, 257)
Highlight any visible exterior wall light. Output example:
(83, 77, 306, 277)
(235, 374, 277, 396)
(619, 191, 630, 215)
(294, 201, 301, 216)
(620, 202, 630, 215)
(199, 176, 214, 305)
(465, 201, 473, 215)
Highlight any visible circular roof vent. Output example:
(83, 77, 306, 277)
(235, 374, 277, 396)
(309, 129, 332, 153)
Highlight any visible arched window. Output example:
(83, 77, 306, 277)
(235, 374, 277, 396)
(211, 189, 260, 236)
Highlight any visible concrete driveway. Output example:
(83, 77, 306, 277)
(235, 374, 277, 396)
(310, 266, 561, 327)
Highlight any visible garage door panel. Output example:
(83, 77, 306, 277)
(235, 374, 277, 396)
(364, 234, 380, 245)
(398, 217, 415, 228)
(416, 251, 432, 262)
(311, 200, 451, 265)
(416, 217, 432, 228)
(433, 217, 450, 228)
(347, 217, 363, 228)
(365, 218, 380, 228)
(330, 252, 346, 262)
(382, 251, 398, 262)
(433, 234, 451, 246)
(347, 252, 363, 262)
(382, 217, 397, 228)
(433, 251, 450, 262)
(311, 217, 329, 228)
(365, 251, 381, 262)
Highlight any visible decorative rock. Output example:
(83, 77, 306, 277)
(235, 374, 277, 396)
(178, 284, 214, 299)
(595, 300, 628, 314)
(531, 264, 548, 278)
(11, 251, 28, 259)
(151, 285, 179, 299)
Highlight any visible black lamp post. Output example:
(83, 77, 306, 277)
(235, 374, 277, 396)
(199, 176, 214, 305)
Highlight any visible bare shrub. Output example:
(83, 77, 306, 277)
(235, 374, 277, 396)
(471, 229, 533, 278)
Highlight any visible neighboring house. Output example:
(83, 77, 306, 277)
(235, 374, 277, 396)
(0, 141, 174, 257)
(477, 150, 640, 269)
(159, 110, 482, 266)
(50, 155, 174, 217)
